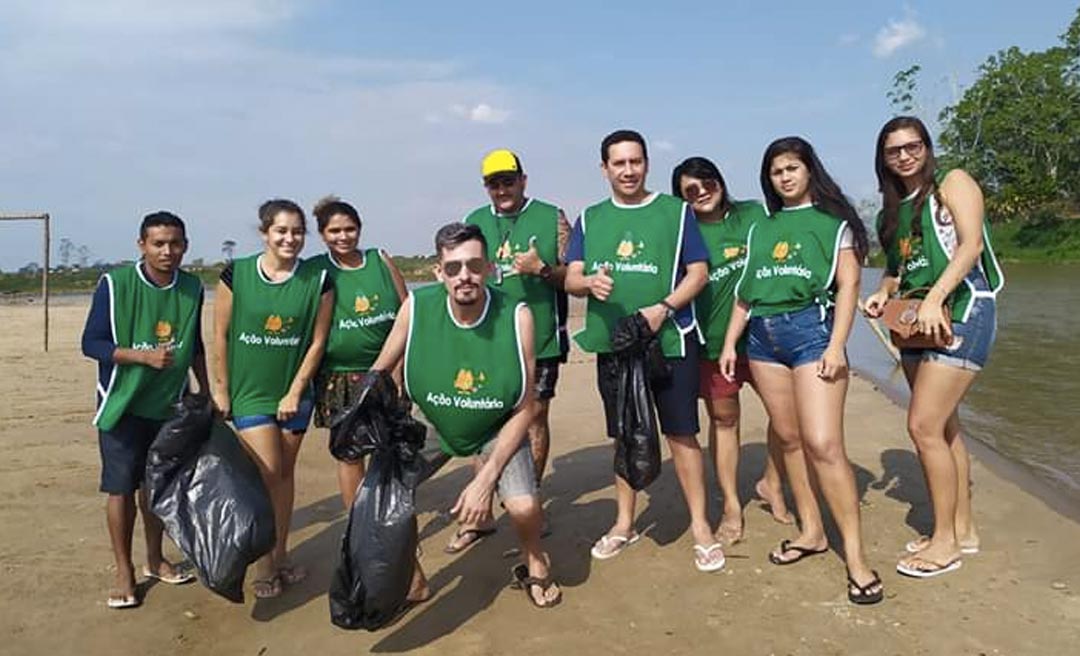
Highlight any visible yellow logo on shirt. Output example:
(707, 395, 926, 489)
(264, 314, 295, 334)
(354, 294, 379, 315)
(453, 368, 486, 395)
(616, 235, 645, 261)
(155, 321, 173, 343)
(723, 245, 744, 260)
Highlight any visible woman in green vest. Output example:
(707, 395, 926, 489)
(865, 116, 1004, 579)
(721, 137, 883, 604)
(309, 196, 408, 510)
(211, 199, 334, 599)
(671, 156, 793, 544)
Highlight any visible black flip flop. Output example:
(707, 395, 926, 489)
(443, 527, 496, 554)
(768, 539, 829, 565)
(848, 569, 884, 605)
(510, 563, 562, 609)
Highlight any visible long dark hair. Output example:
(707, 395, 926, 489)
(671, 156, 732, 216)
(313, 195, 362, 233)
(760, 136, 869, 261)
(875, 116, 938, 249)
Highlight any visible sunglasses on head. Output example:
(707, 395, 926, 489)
(884, 140, 925, 161)
(681, 178, 720, 200)
(442, 257, 486, 277)
(484, 174, 520, 190)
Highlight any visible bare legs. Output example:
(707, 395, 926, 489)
(899, 359, 978, 570)
(105, 489, 182, 603)
(751, 360, 877, 589)
(236, 424, 306, 596)
(704, 395, 744, 543)
(528, 398, 552, 484)
(337, 460, 365, 510)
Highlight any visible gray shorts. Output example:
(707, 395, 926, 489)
(423, 438, 538, 500)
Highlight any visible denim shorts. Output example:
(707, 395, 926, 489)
(233, 397, 315, 434)
(900, 296, 997, 371)
(747, 304, 834, 369)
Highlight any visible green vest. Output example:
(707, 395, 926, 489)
(880, 181, 1005, 323)
(463, 198, 563, 359)
(573, 193, 690, 357)
(404, 285, 525, 456)
(227, 254, 327, 416)
(93, 264, 202, 431)
(736, 204, 846, 317)
(311, 249, 401, 373)
(696, 200, 766, 359)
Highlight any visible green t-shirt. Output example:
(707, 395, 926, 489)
(404, 285, 525, 456)
(227, 254, 327, 416)
(695, 200, 766, 359)
(310, 249, 400, 373)
(735, 204, 846, 317)
(463, 198, 563, 359)
(573, 193, 690, 357)
(93, 264, 203, 431)
(878, 177, 1005, 322)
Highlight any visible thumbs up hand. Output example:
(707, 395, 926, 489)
(588, 265, 614, 301)
(512, 236, 544, 275)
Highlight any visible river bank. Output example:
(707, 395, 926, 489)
(1, 298, 1078, 655)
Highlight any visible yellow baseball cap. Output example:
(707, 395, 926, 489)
(481, 149, 522, 179)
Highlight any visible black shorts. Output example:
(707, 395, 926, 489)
(596, 333, 700, 438)
(98, 414, 163, 495)
(535, 357, 561, 400)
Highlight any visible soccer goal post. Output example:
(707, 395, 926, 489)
(0, 213, 51, 351)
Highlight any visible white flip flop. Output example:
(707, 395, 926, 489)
(693, 543, 726, 573)
(590, 532, 641, 560)
(896, 558, 963, 578)
(905, 536, 980, 555)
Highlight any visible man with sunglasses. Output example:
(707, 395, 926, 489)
(565, 130, 724, 573)
(370, 222, 561, 609)
(457, 149, 570, 552)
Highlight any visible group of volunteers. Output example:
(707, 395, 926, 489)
(82, 115, 1003, 614)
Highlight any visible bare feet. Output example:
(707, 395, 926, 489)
(107, 562, 139, 609)
(142, 561, 195, 585)
(252, 575, 282, 599)
(755, 479, 795, 525)
(715, 515, 744, 546)
(906, 534, 980, 555)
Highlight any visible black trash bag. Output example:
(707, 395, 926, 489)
(329, 371, 428, 631)
(329, 370, 425, 463)
(146, 395, 276, 603)
(610, 313, 662, 491)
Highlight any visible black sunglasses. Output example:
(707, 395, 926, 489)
(442, 257, 486, 277)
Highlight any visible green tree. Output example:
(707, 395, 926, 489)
(886, 64, 922, 115)
(938, 8, 1080, 218)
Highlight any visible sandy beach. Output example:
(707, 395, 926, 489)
(1, 296, 1078, 656)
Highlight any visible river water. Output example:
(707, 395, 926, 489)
(850, 264, 1080, 507)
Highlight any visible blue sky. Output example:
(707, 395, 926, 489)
(0, 1, 1076, 270)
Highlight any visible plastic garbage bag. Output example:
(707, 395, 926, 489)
(146, 395, 275, 603)
(610, 313, 662, 490)
(329, 371, 428, 630)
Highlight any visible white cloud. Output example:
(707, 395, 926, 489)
(0, 0, 294, 33)
(873, 17, 926, 58)
(468, 103, 510, 124)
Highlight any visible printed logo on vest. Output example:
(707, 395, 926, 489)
(155, 321, 173, 343)
(755, 239, 812, 281)
(710, 245, 747, 282)
(239, 314, 301, 347)
(900, 236, 929, 273)
(424, 367, 505, 410)
(338, 293, 395, 331)
(453, 368, 486, 395)
(354, 293, 378, 314)
(589, 231, 659, 276)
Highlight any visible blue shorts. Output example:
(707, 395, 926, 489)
(98, 414, 163, 495)
(901, 296, 997, 371)
(597, 333, 701, 438)
(747, 304, 834, 369)
(233, 397, 315, 434)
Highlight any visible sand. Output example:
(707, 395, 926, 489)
(1, 296, 1078, 655)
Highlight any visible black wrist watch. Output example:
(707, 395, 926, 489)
(660, 299, 677, 319)
(538, 263, 553, 280)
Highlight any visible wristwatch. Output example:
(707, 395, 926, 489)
(538, 263, 553, 280)
(660, 299, 677, 319)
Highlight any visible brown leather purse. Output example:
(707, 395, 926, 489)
(880, 289, 952, 349)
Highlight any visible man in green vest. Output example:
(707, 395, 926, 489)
(458, 149, 569, 550)
(565, 130, 726, 572)
(81, 211, 209, 609)
(371, 222, 561, 609)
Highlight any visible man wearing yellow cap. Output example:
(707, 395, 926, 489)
(452, 149, 569, 553)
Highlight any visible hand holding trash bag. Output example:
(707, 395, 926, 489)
(145, 395, 275, 603)
(329, 370, 428, 631)
(609, 313, 663, 491)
